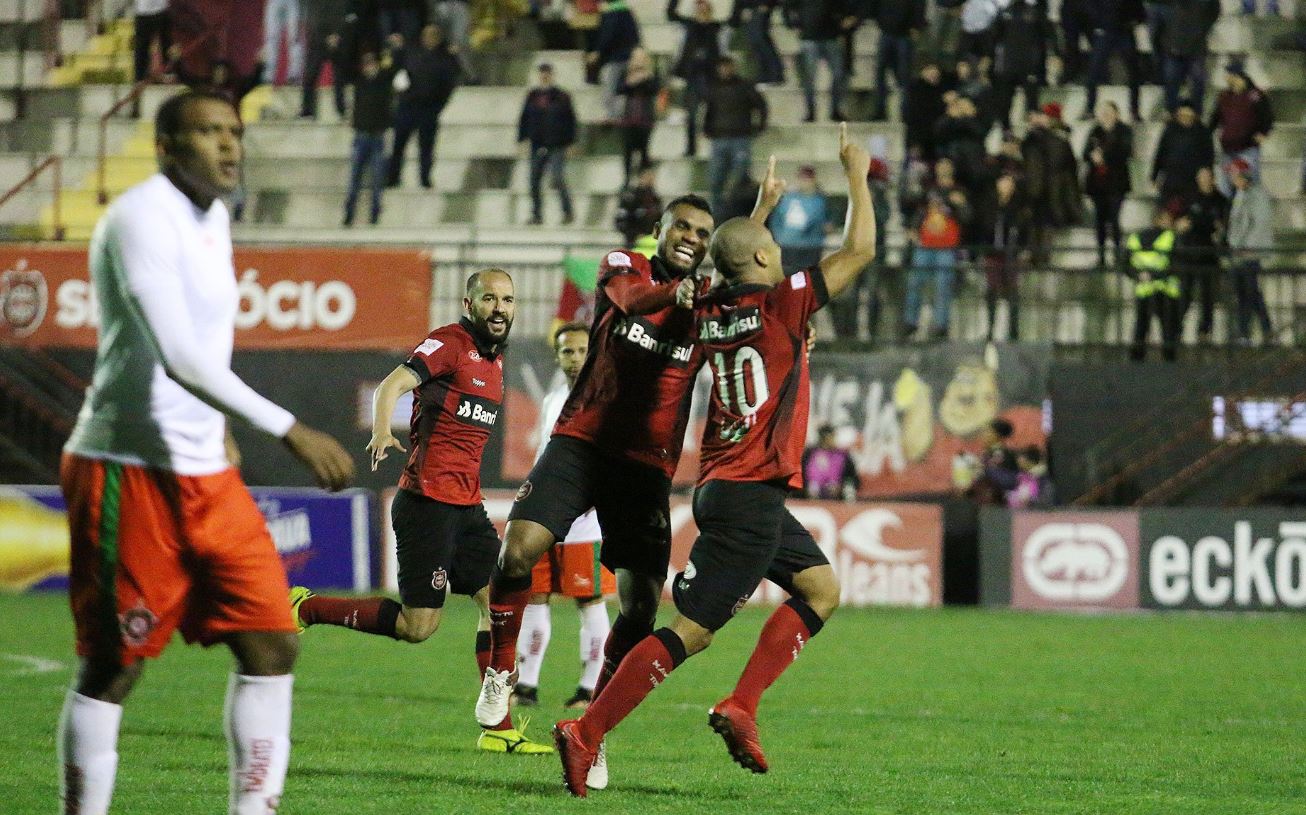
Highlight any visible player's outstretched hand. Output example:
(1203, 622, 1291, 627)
(675, 275, 699, 309)
(837, 122, 871, 180)
(284, 422, 356, 491)
(365, 431, 408, 472)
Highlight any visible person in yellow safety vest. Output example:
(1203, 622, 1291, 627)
(1126, 207, 1182, 362)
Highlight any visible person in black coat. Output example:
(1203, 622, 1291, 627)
(903, 61, 948, 160)
(344, 47, 400, 226)
(1174, 165, 1227, 343)
(1085, 0, 1143, 120)
(870, 0, 927, 121)
(300, 0, 354, 119)
(518, 63, 579, 225)
(387, 24, 462, 189)
(785, 0, 857, 121)
(1151, 98, 1215, 203)
(669, 0, 722, 155)
(1161, 0, 1219, 113)
(1082, 101, 1134, 266)
(731, 0, 784, 85)
(977, 172, 1031, 340)
(990, 0, 1058, 130)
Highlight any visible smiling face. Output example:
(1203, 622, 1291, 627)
(158, 96, 243, 198)
(463, 270, 515, 345)
(655, 202, 714, 275)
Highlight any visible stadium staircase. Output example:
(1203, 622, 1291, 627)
(0, 346, 84, 482)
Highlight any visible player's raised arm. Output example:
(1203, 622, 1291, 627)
(366, 365, 420, 471)
(750, 154, 786, 225)
(817, 123, 876, 300)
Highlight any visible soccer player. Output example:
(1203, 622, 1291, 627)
(553, 124, 876, 797)
(290, 269, 550, 754)
(513, 322, 615, 711)
(56, 89, 356, 815)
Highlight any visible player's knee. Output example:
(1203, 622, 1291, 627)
(501, 522, 553, 578)
(76, 657, 144, 703)
(397, 608, 441, 642)
(803, 579, 841, 620)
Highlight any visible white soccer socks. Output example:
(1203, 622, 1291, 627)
(58, 691, 122, 815)
(516, 603, 552, 689)
(224, 673, 293, 815)
(578, 602, 611, 692)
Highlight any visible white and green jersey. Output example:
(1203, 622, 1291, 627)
(65, 174, 295, 475)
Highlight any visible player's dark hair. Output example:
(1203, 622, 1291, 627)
(466, 268, 511, 296)
(663, 194, 712, 220)
(552, 320, 588, 349)
(990, 418, 1014, 439)
(1021, 445, 1043, 465)
(155, 89, 238, 143)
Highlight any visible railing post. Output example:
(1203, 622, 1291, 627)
(52, 156, 64, 241)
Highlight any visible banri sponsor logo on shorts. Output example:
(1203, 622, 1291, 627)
(1011, 512, 1140, 610)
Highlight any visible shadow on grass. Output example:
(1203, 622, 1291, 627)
(293, 765, 742, 800)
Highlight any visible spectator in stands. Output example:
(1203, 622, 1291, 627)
(1085, 0, 1143, 122)
(731, 0, 785, 85)
(831, 157, 892, 341)
(959, 0, 1000, 63)
(989, 0, 1057, 131)
(904, 180, 967, 340)
(263, 0, 304, 85)
(978, 172, 1029, 340)
(922, 0, 965, 71)
(1143, 0, 1171, 84)
(986, 129, 1026, 178)
(953, 57, 995, 132)
(1083, 101, 1134, 268)
(770, 165, 831, 276)
(1060, 0, 1092, 83)
(519, 62, 578, 225)
(1226, 158, 1275, 345)
(344, 48, 400, 226)
(786, 0, 856, 122)
(904, 61, 947, 160)
(1007, 445, 1053, 508)
(1211, 62, 1274, 197)
(1160, 0, 1218, 114)
(432, 0, 477, 82)
(1151, 98, 1214, 203)
(300, 0, 353, 119)
(387, 23, 461, 189)
(1022, 103, 1081, 266)
(704, 56, 767, 216)
(898, 145, 931, 227)
(590, 0, 641, 122)
(869, 0, 927, 121)
(614, 163, 662, 247)
(1175, 166, 1227, 345)
(802, 425, 861, 500)
(378, 0, 423, 45)
(965, 418, 1018, 504)
(933, 92, 988, 193)
(617, 49, 660, 183)
(1126, 206, 1181, 361)
(133, 0, 171, 83)
(668, 0, 722, 156)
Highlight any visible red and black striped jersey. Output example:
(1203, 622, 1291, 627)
(398, 319, 504, 505)
(694, 267, 828, 489)
(552, 249, 703, 478)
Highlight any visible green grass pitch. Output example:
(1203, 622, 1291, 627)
(2, 592, 1304, 815)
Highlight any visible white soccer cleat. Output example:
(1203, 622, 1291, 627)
(475, 667, 514, 728)
(586, 738, 608, 790)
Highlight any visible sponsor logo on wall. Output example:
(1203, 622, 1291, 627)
(1010, 511, 1140, 610)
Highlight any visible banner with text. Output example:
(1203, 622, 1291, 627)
(380, 489, 943, 607)
(0, 245, 431, 350)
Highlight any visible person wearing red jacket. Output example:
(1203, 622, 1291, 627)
(1210, 61, 1274, 197)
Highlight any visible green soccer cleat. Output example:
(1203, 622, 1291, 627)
(476, 716, 555, 755)
(289, 586, 316, 634)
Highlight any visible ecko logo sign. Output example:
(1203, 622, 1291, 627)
(1144, 518, 1306, 610)
(1011, 512, 1140, 610)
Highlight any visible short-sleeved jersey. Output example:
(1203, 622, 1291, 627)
(695, 267, 828, 489)
(552, 250, 702, 477)
(398, 319, 504, 505)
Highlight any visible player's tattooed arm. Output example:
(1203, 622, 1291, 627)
(818, 122, 876, 301)
(750, 154, 786, 225)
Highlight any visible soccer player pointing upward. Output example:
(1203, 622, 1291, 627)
(553, 124, 876, 796)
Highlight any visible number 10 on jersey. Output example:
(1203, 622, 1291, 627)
(711, 347, 768, 443)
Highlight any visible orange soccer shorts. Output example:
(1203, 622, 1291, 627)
(61, 454, 295, 666)
(529, 541, 617, 599)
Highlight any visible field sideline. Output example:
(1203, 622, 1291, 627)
(1, 593, 1303, 815)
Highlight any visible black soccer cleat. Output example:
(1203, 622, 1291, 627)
(512, 684, 539, 707)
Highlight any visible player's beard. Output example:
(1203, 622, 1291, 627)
(471, 312, 513, 346)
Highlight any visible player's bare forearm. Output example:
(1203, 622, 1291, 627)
(371, 366, 419, 441)
(818, 124, 875, 300)
(751, 154, 785, 225)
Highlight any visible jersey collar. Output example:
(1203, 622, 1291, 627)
(649, 253, 681, 284)
(459, 317, 505, 360)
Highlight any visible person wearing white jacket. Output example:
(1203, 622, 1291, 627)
(1226, 157, 1275, 344)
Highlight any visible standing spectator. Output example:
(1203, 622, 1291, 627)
(1007, 446, 1054, 507)
(344, 49, 400, 226)
(1160, 0, 1218, 114)
(1060, 0, 1092, 83)
(431, 0, 478, 82)
(904, 185, 967, 340)
(960, 0, 1001, 62)
(965, 418, 1018, 504)
(299, 0, 352, 119)
(378, 0, 422, 45)
(869, 0, 927, 121)
(787, 0, 855, 122)
(1125, 207, 1181, 361)
(704, 56, 767, 216)
(978, 173, 1029, 340)
(953, 57, 995, 131)
(1021, 103, 1082, 265)
(1085, 0, 1143, 122)
(1151, 98, 1214, 203)
(933, 92, 988, 192)
(589, 0, 641, 122)
(617, 49, 660, 183)
(1211, 62, 1274, 197)
(1083, 101, 1134, 267)
(518, 62, 578, 225)
(770, 165, 830, 276)
(990, 0, 1057, 131)
(614, 163, 663, 247)
(1226, 158, 1275, 344)
(1175, 166, 1227, 344)
(831, 156, 892, 340)
(731, 0, 785, 85)
(668, 0, 722, 156)
(903, 62, 947, 160)
(802, 425, 861, 500)
(133, 0, 171, 82)
(387, 23, 461, 189)
(263, 0, 304, 84)
(1143, 0, 1173, 84)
